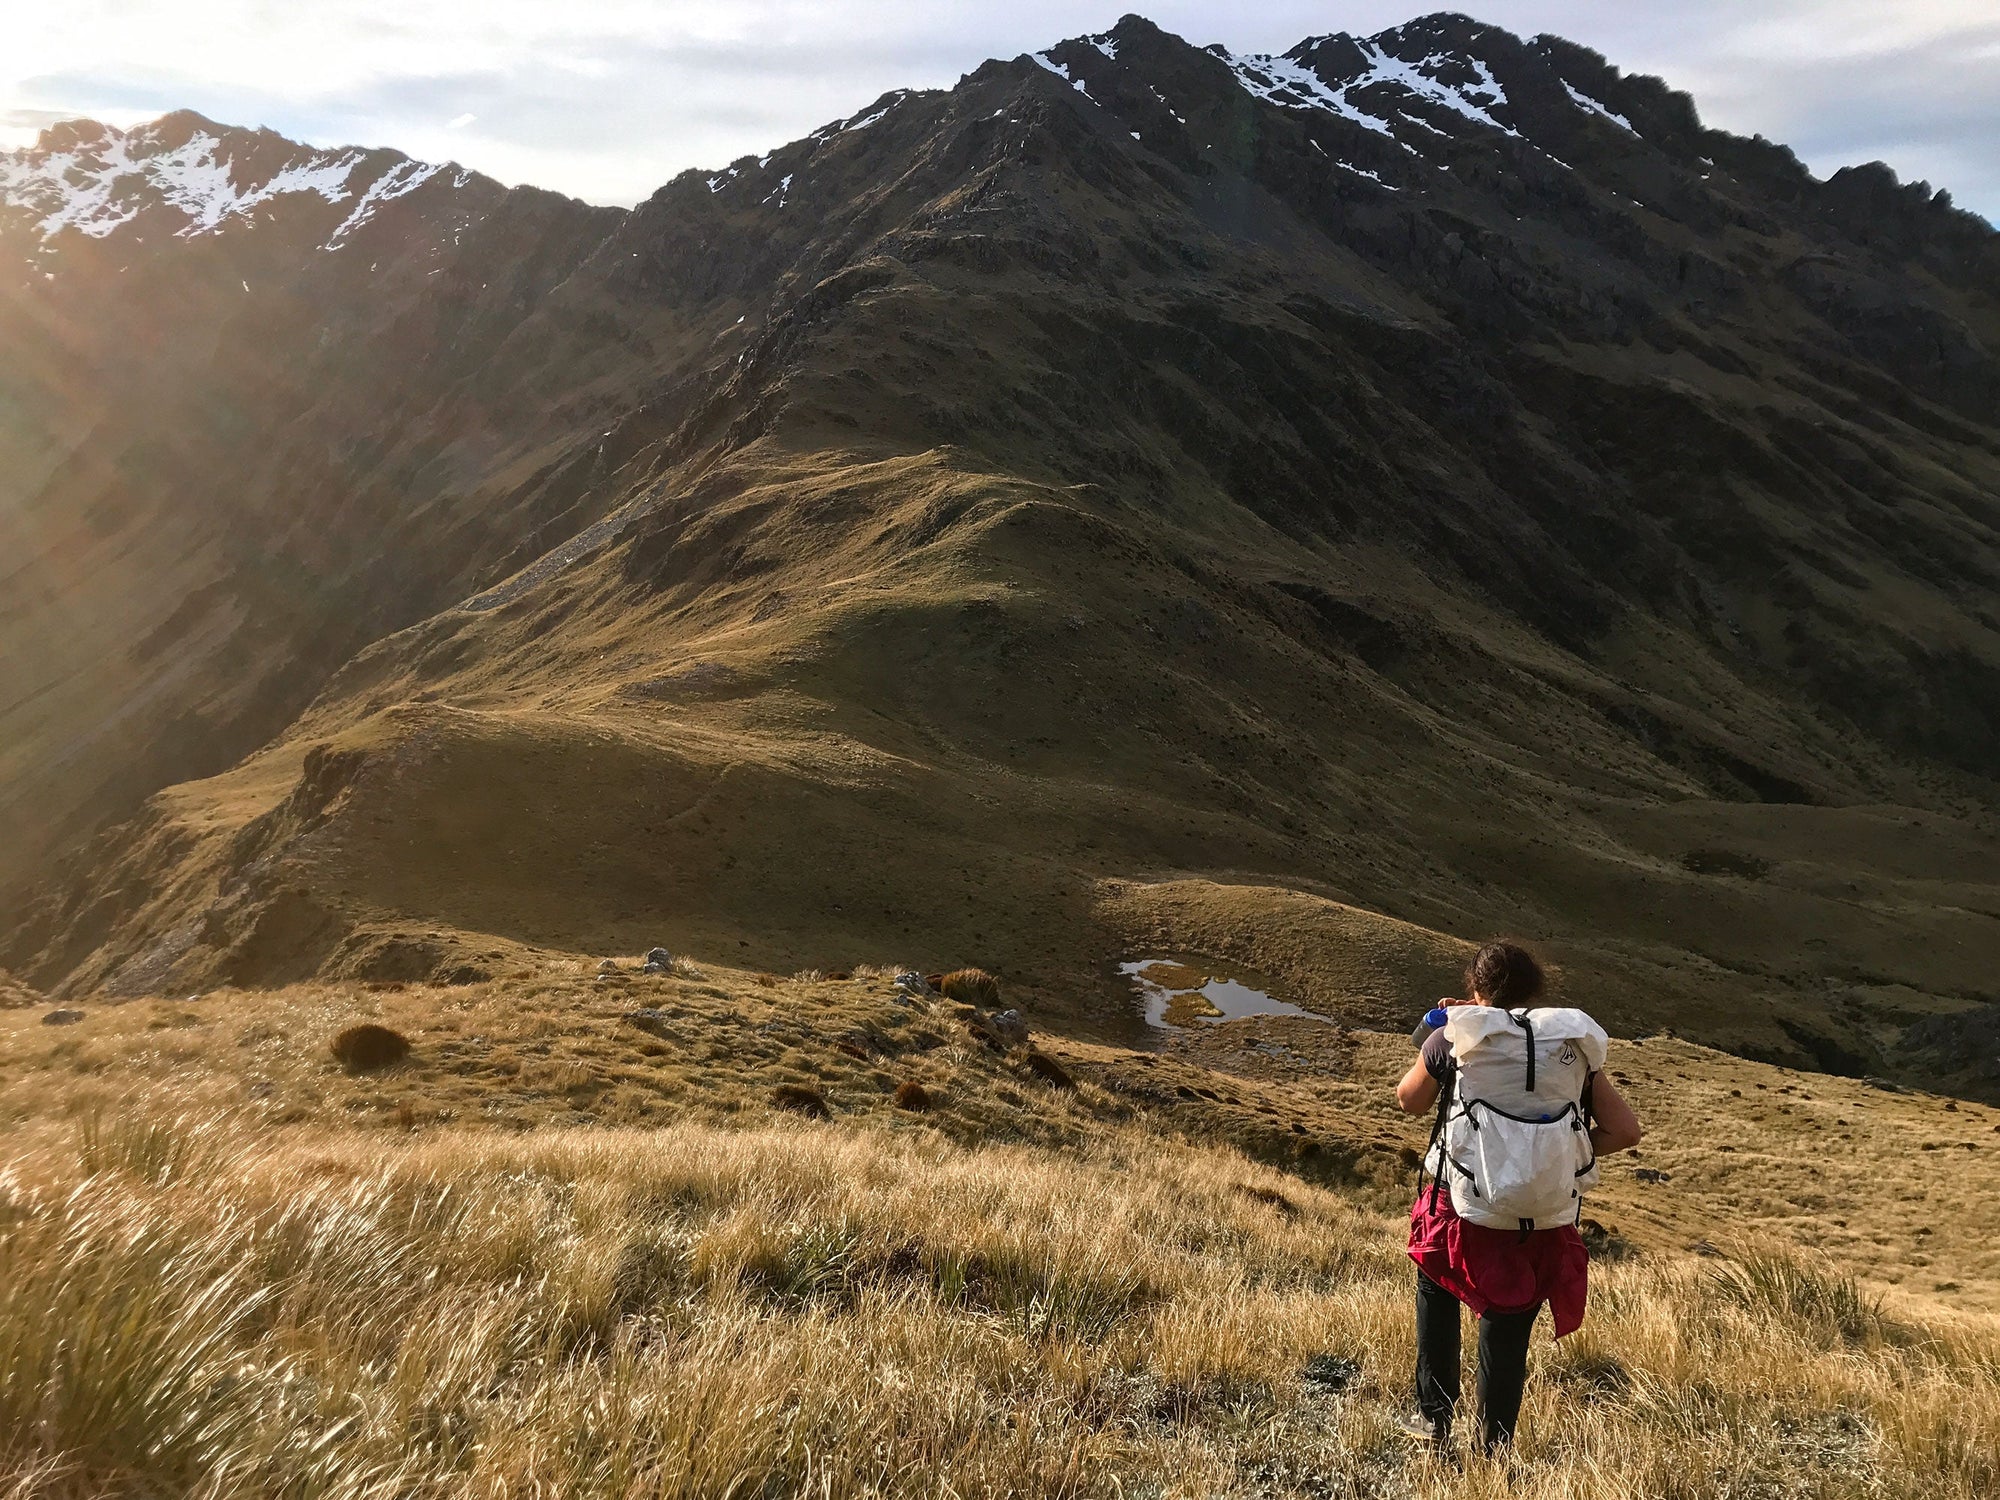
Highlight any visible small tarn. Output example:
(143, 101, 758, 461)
(1120, 959, 1328, 1031)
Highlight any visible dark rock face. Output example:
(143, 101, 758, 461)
(2, 15, 1997, 1086)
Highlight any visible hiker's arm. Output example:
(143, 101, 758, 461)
(1587, 1073, 1643, 1155)
(1395, 1054, 1440, 1114)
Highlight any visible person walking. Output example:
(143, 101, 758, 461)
(1393, 940, 1643, 1456)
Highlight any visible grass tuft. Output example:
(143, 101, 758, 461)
(1710, 1246, 1889, 1347)
(771, 1084, 831, 1119)
(329, 1022, 411, 1072)
(938, 968, 1000, 1007)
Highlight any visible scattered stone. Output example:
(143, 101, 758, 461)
(893, 1080, 935, 1112)
(1579, 1218, 1636, 1261)
(330, 1023, 411, 1072)
(598, 958, 622, 973)
(987, 1009, 1030, 1047)
(1022, 1051, 1075, 1090)
(1863, 1076, 1908, 1093)
(41, 1009, 84, 1026)
(938, 968, 1000, 1007)
(641, 947, 674, 974)
(771, 1084, 830, 1119)
(1301, 1353, 1360, 1393)
(1633, 1167, 1671, 1184)
(624, 1008, 674, 1037)
(893, 970, 932, 997)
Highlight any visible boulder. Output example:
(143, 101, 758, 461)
(41, 1008, 85, 1026)
(987, 1009, 1030, 1047)
(641, 947, 674, 973)
(1022, 1051, 1075, 1090)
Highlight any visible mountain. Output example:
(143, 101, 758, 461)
(3, 13, 1998, 1093)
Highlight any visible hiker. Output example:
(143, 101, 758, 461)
(1392, 940, 1643, 1455)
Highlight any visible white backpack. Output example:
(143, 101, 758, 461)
(1421, 1006, 1608, 1232)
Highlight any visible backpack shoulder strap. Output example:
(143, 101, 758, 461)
(1511, 1009, 1536, 1092)
(1419, 1063, 1455, 1213)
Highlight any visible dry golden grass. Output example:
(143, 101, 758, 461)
(2, 1106, 1997, 1499)
(3, 956, 1998, 1496)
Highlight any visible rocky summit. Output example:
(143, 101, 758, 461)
(2, 13, 1997, 1091)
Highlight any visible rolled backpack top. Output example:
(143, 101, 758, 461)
(1421, 1006, 1609, 1232)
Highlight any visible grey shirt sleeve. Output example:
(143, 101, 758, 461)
(1421, 1028, 1455, 1081)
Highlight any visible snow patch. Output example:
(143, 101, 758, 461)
(1215, 35, 1601, 164)
(1218, 49, 1410, 149)
(1350, 43, 1521, 139)
(1031, 52, 1098, 104)
(1561, 80, 1638, 135)
(0, 120, 453, 249)
(325, 158, 442, 249)
(1336, 160, 1398, 189)
(838, 91, 908, 134)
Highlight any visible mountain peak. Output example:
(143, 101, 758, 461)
(0, 113, 472, 252)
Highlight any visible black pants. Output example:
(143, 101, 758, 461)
(1414, 1272, 1538, 1451)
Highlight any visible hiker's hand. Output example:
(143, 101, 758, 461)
(1438, 996, 1477, 1008)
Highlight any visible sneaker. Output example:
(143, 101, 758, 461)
(1394, 1411, 1449, 1446)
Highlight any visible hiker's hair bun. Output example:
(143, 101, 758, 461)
(1465, 941, 1546, 1008)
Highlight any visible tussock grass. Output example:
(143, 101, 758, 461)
(1, 1111, 1996, 1498)
(1709, 1245, 1891, 1348)
(938, 968, 1001, 1007)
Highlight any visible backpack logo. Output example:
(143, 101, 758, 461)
(1558, 1042, 1578, 1067)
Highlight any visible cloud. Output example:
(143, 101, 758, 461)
(1, 1, 1995, 218)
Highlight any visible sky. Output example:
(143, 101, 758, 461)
(3, 2, 1996, 219)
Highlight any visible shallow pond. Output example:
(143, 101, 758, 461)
(1120, 958, 1330, 1030)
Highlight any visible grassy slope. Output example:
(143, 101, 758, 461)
(32, 432, 2000, 1088)
(3, 952, 1997, 1496)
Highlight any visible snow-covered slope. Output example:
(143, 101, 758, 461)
(1212, 24, 1636, 152)
(0, 111, 468, 252)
